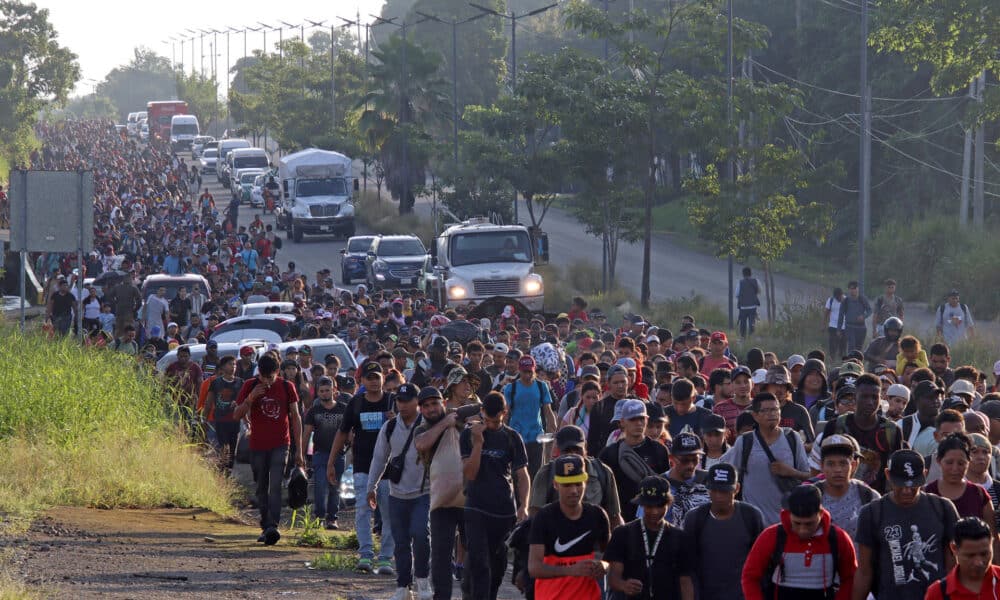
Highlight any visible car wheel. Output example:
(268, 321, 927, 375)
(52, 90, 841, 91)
(285, 219, 293, 239)
(341, 269, 350, 285)
(292, 223, 303, 243)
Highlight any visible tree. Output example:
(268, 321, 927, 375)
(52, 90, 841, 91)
(96, 48, 174, 122)
(175, 72, 225, 132)
(359, 34, 451, 214)
(0, 0, 79, 166)
(65, 94, 117, 119)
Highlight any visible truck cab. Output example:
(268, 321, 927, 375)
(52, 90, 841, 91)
(276, 148, 356, 243)
(427, 218, 546, 312)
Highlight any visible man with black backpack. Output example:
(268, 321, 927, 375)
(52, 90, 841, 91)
(366, 383, 431, 600)
(852, 449, 960, 600)
(683, 463, 765, 600)
(742, 484, 857, 600)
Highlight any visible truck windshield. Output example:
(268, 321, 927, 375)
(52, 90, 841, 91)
(378, 239, 426, 256)
(450, 231, 533, 266)
(173, 124, 198, 135)
(233, 156, 269, 170)
(297, 178, 348, 197)
(348, 238, 373, 252)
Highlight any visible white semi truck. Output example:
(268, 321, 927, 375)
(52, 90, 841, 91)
(276, 148, 356, 243)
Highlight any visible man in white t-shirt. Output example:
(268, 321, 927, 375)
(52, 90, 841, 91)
(824, 287, 845, 360)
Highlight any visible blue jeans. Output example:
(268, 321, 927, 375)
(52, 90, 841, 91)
(388, 494, 430, 587)
(312, 451, 344, 521)
(250, 445, 288, 531)
(353, 471, 395, 561)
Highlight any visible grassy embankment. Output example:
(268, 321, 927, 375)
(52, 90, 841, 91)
(0, 328, 236, 523)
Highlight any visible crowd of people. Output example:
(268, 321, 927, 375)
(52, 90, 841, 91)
(23, 120, 1000, 600)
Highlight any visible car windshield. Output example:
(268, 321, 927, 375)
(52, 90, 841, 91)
(450, 231, 533, 266)
(347, 238, 373, 252)
(240, 173, 258, 184)
(297, 178, 348, 197)
(203, 149, 217, 158)
(233, 156, 269, 170)
(173, 124, 198, 134)
(378, 239, 425, 257)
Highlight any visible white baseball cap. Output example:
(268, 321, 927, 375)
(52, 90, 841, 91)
(751, 368, 769, 385)
(887, 383, 910, 401)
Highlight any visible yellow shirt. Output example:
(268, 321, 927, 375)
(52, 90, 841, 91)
(895, 348, 928, 372)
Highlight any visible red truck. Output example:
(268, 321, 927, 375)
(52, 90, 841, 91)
(145, 100, 189, 142)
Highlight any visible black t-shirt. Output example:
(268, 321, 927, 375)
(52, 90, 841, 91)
(305, 401, 346, 454)
(665, 405, 715, 438)
(339, 392, 394, 474)
(169, 296, 192, 326)
(209, 376, 243, 422)
(598, 440, 670, 522)
(603, 521, 694, 600)
(529, 502, 610, 558)
(780, 400, 816, 442)
(460, 424, 528, 517)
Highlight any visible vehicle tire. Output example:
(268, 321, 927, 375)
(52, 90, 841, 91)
(341, 269, 350, 285)
(285, 219, 293, 239)
(292, 223, 303, 243)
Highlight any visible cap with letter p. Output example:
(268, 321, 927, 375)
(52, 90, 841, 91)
(552, 454, 588, 485)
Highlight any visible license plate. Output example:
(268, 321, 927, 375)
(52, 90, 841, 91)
(401, 278, 412, 285)
(320, 225, 331, 232)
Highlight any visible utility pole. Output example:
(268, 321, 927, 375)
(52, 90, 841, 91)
(727, 0, 735, 330)
(602, 0, 610, 293)
(331, 25, 336, 130)
(973, 70, 985, 229)
(857, 0, 871, 295)
(960, 78, 974, 227)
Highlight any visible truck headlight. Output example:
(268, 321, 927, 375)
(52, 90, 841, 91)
(525, 275, 543, 295)
(448, 285, 467, 300)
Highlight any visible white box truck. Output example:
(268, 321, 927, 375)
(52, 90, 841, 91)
(276, 148, 356, 243)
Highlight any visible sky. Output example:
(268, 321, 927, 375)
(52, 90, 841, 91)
(36, 0, 386, 96)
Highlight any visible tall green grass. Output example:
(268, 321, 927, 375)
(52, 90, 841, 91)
(0, 328, 235, 518)
(354, 190, 436, 245)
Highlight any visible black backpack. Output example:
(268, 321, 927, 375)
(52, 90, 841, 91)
(738, 428, 802, 498)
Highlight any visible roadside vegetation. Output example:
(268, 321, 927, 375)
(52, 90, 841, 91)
(354, 189, 435, 245)
(0, 328, 235, 523)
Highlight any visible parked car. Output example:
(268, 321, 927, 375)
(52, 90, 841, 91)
(340, 235, 375, 284)
(209, 314, 295, 344)
(139, 122, 149, 141)
(155, 340, 268, 373)
(140, 274, 211, 301)
(365, 235, 427, 290)
(239, 301, 294, 317)
(250, 174, 267, 208)
(234, 169, 267, 204)
(191, 135, 214, 158)
(276, 338, 357, 375)
(199, 148, 219, 176)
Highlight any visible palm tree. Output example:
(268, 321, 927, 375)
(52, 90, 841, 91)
(358, 34, 451, 214)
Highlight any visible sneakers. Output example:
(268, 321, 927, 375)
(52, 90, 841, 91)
(415, 578, 432, 600)
(389, 588, 413, 600)
(324, 519, 339, 530)
(375, 559, 396, 576)
(356, 558, 373, 573)
(262, 527, 280, 546)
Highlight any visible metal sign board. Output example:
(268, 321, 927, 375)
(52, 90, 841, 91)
(8, 170, 94, 253)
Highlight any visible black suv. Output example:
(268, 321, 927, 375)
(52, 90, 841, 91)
(365, 235, 427, 290)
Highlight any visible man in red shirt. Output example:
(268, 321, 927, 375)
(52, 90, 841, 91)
(234, 353, 306, 545)
(924, 517, 1000, 600)
(700, 331, 736, 376)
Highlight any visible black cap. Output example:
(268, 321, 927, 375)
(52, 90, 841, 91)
(555, 425, 587, 451)
(731, 365, 752, 381)
(888, 449, 926, 488)
(417, 386, 443, 404)
(706, 463, 738, 491)
(335, 375, 355, 389)
(786, 484, 823, 517)
(631, 475, 672, 506)
(704, 413, 727, 433)
(579, 365, 601, 380)
(912, 379, 944, 400)
(430, 336, 450, 351)
(671, 432, 704, 456)
(646, 401, 667, 423)
(552, 454, 588, 484)
(842, 349, 865, 363)
(362, 362, 383, 377)
(395, 383, 419, 402)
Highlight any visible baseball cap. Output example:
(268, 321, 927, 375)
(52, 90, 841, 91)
(710, 331, 728, 344)
(206, 340, 218, 349)
(704, 413, 727, 433)
(299, 344, 312, 356)
(285, 346, 299, 356)
(970, 433, 992, 451)
(842, 349, 865, 363)
(731, 365, 752, 381)
(167, 321, 178, 329)
(493, 343, 509, 354)
(887, 383, 910, 401)
(579, 365, 601, 380)
(447, 366, 476, 388)
(239, 345, 255, 356)
(836, 361, 864, 382)
(765, 365, 792, 388)
(607, 364, 628, 380)
(912, 379, 944, 400)
(787, 354, 806, 370)
(616, 357, 637, 369)
(646, 402, 667, 423)
(949, 379, 976, 397)
(786, 484, 822, 516)
(631, 475, 672, 506)
(705, 463, 738, 491)
(430, 336, 450, 351)
(948, 288, 960, 297)
(555, 425, 587, 451)
(620, 398, 648, 421)
(671, 432, 704, 456)
(646, 335, 660, 343)
(979, 401, 1000, 421)
(518, 356, 537, 371)
(820, 433, 861, 458)
(395, 383, 419, 402)
(835, 384, 857, 403)
(417, 386, 443, 404)
(553, 454, 589, 484)
(751, 368, 769, 385)
(362, 362, 383, 378)
(888, 449, 926, 488)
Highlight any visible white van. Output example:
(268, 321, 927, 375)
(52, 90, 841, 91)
(126, 112, 139, 135)
(216, 138, 252, 187)
(170, 115, 200, 150)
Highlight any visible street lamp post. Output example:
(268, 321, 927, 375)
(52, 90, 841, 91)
(469, 2, 558, 224)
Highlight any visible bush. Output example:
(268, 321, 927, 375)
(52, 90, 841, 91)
(354, 190, 435, 246)
(0, 329, 235, 518)
(866, 216, 1000, 318)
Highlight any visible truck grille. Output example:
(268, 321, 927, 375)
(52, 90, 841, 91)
(389, 266, 423, 279)
(309, 204, 341, 217)
(473, 278, 520, 296)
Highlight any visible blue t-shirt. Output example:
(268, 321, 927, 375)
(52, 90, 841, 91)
(503, 379, 551, 442)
